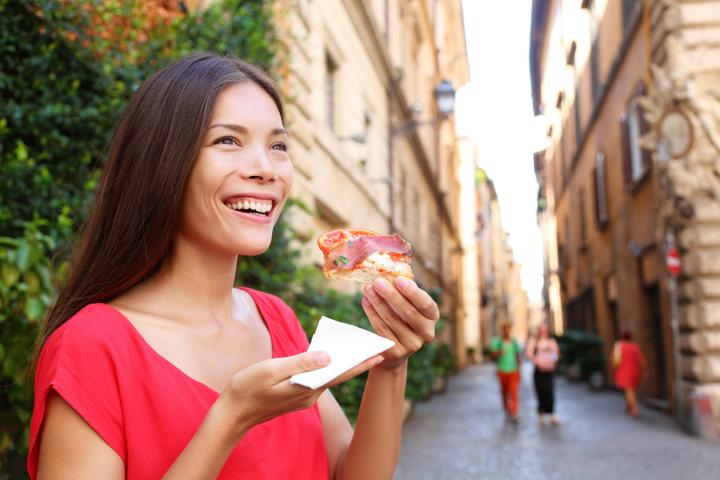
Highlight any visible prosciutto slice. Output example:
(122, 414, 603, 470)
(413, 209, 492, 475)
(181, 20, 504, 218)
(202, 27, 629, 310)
(325, 234, 412, 271)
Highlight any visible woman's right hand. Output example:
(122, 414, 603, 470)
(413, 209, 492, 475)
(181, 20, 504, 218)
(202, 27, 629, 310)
(214, 351, 383, 440)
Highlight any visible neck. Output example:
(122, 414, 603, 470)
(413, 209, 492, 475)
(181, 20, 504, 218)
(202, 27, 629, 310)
(134, 234, 240, 325)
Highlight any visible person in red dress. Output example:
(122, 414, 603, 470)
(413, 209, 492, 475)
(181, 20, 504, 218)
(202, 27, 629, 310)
(612, 330, 647, 417)
(27, 54, 440, 479)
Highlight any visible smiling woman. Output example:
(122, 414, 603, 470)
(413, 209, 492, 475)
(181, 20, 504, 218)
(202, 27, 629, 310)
(26, 54, 440, 480)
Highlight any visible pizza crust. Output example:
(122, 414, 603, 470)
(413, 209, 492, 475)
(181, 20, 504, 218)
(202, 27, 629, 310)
(324, 252, 414, 284)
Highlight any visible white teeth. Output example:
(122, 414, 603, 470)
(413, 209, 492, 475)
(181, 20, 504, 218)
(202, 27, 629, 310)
(225, 199, 272, 213)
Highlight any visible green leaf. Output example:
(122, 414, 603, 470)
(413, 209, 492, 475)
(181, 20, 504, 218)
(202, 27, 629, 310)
(23, 297, 45, 322)
(1, 264, 20, 287)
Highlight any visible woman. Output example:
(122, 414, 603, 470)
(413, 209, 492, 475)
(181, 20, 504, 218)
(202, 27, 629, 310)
(525, 323, 560, 425)
(27, 54, 439, 479)
(612, 330, 646, 417)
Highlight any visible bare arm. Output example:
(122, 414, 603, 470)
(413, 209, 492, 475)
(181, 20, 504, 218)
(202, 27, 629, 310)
(38, 391, 125, 480)
(318, 364, 407, 480)
(323, 277, 437, 480)
(525, 338, 536, 361)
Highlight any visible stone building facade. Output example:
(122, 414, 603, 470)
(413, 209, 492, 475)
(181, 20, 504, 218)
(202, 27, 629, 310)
(273, 0, 471, 363)
(531, 0, 720, 435)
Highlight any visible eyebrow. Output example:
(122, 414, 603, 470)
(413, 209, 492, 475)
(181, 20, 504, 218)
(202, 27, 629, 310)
(207, 124, 287, 136)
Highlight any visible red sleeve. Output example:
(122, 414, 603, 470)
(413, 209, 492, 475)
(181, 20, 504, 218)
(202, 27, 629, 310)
(27, 305, 126, 479)
(271, 296, 311, 351)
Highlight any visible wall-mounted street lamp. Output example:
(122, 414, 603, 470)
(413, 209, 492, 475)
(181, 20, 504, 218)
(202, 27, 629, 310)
(392, 79, 457, 135)
(434, 79, 456, 119)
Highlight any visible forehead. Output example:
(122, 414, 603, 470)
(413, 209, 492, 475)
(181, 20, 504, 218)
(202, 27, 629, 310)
(210, 82, 282, 126)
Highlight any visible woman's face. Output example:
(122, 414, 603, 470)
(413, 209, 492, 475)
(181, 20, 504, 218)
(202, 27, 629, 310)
(179, 82, 292, 257)
(539, 323, 549, 337)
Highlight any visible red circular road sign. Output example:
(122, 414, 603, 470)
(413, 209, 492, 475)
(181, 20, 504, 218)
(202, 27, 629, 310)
(666, 247, 681, 277)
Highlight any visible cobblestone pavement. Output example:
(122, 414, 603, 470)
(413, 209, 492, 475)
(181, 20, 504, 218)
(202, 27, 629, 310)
(396, 363, 719, 480)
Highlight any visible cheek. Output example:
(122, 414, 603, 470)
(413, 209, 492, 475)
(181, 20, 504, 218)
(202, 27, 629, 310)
(280, 160, 294, 191)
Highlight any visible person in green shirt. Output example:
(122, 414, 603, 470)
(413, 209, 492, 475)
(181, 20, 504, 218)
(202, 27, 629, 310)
(490, 321, 522, 422)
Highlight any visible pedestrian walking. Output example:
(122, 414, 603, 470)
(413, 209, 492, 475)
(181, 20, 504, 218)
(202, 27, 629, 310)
(612, 330, 647, 417)
(490, 321, 522, 422)
(26, 53, 440, 479)
(526, 323, 561, 425)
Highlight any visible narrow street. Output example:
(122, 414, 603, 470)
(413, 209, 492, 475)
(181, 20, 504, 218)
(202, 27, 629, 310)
(396, 363, 719, 480)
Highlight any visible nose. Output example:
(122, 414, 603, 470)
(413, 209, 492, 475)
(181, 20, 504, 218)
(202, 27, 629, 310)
(242, 145, 276, 183)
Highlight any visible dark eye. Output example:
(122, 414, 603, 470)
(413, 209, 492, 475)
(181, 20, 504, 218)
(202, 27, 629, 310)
(272, 142, 288, 152)
(214, 136, 240, 146)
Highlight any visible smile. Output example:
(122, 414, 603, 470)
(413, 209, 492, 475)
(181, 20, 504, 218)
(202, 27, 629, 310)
(223, 197, 274, 217)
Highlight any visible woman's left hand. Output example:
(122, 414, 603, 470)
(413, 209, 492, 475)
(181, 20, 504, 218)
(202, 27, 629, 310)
(361, 276, 440, 370)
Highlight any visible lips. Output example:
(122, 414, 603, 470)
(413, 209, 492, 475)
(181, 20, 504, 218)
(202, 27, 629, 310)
(222, 193, 278, 217)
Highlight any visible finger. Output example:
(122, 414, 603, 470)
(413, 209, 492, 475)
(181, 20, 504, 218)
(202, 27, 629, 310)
(367, 282, 434, 345)
(269, 351, 331, 382)
(361, 295, 398, 341)
(393, 277, 440, 321)
(364, 289, 424, 352)
(325, 355, 384, 387)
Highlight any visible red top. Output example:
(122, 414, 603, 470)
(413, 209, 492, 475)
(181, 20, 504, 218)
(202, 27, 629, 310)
(27, 288, 329, 479)
(614, 340, 643, 390)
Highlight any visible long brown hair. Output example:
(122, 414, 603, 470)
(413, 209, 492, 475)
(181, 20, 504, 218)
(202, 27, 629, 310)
(31, 53, 284, 372)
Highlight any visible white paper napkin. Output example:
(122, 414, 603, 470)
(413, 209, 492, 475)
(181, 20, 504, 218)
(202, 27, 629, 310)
(290, 316, 395, 389)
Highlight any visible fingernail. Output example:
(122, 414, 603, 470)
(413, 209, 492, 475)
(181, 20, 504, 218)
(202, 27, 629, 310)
(375, 278, 391, 292)
(371, 356, 384, 367)
(313, 352, 330, 366)
(395, 276, 412, 288)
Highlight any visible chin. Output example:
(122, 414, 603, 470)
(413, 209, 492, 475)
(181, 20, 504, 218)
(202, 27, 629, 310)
(235, 238, 272, 256)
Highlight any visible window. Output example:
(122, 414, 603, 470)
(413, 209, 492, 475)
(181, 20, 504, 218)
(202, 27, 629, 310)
(579, 189, 587, 249)
(590, 40, 600, 104)
(574, 88, 582, 150)
(400, 166, 407, 226)
(325, 52, 337, 131)
(622, 0, 640, 33)
(589, 0, 601, 104)
(594, 152, 609, 227)
(411, 188, 419, 241)
(621, 86, 651, 185)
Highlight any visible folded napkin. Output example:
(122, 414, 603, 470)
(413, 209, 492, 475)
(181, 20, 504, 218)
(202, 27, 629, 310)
(290, 316, 395, 389)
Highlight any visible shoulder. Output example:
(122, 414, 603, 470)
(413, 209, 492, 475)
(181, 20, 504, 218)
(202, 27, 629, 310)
(240, 287, 296, 319)
(239, 287, 309, 352)
(40, 304, 127, 367)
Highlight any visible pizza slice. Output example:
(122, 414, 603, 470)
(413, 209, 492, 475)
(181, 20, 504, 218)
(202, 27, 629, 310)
(317, 229, 414, 284)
